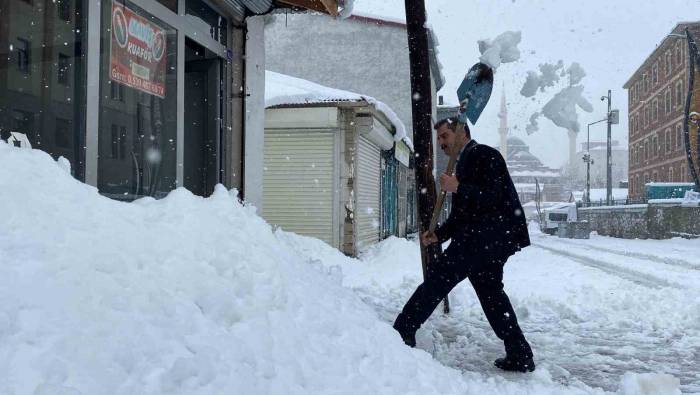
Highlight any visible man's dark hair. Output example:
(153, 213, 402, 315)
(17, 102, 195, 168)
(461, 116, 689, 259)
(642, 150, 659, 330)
(434, 116, 471, 138)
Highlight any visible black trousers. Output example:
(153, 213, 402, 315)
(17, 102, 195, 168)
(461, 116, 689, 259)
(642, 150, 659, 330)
(393, 251, 533, 359)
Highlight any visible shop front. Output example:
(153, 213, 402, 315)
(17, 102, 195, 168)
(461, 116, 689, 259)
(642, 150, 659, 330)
(1, 0, 245, 200)
(1, 0, 343, 201)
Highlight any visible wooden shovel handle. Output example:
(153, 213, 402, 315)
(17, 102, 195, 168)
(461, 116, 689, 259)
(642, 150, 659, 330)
(428, 151, 459, 233)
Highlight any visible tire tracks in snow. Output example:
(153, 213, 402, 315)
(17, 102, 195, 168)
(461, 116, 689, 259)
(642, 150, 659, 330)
(530, 242, 683, 289)
(543, 237, 700, 271)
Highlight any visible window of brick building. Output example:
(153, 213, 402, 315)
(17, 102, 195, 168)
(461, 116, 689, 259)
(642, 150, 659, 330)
(652, 64, 658, 86)
(665, 89, 671, 113)
(630, 86, 634, 105)
(675, 81, 683, 107)
(638, 143, 643, 164)
(652, 98, 659, 121)
(675, 42, 682, 66)
(653, 135, 659, 157)
(676, 124, 682, 150)
(644, 140, 649, 161)
(643, 73, 649, 93)
(665, 129, 670, 154)
(647, 105, 651, 125)
(652, 171, 658, 181)
(669, 167, 674, 182)
(665, 51, 672, 76)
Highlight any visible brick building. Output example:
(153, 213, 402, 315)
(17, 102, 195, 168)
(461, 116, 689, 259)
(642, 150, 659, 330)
(624, 22, 700, 198)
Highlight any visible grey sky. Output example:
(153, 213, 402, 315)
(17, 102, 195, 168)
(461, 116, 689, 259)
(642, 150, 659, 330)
(353, 0, 700, 168)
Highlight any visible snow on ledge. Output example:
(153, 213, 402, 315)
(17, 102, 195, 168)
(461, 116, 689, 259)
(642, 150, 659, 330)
(265, 71, 413, 150)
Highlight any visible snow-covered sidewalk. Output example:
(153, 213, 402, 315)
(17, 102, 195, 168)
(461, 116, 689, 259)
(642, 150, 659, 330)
(280, 228, 700, 394)
(1, 143, 696, 394)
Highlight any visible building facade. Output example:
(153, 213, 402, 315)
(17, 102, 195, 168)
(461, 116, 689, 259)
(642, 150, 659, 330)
(0, 0, 343, 201)
(263, 11, 445, 150)
(624, 22, 700, 198)
(572, 141, 629, 189)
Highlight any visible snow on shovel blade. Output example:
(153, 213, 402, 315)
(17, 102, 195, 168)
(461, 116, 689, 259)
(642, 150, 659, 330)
(457, 63, 494, 125)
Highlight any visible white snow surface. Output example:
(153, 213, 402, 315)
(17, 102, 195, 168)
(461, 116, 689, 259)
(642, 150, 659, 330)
(2, 142, 698, 394)
(265, 70, 413, 150)
(541, 85, 594, 134)
(477, 31, 522, 70)
(520, 61, 565, 98)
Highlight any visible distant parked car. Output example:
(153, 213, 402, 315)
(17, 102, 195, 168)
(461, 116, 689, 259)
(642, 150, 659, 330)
(542, 203, 577, 235)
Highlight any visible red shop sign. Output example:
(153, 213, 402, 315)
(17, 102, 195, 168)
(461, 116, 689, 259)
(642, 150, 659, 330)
(110, 3, 167, 98)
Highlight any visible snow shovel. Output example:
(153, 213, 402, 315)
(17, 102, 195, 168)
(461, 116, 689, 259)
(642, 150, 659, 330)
(429, 62, 494, 314)
(457, 62, 494, 125)
(430, 62, 494, 233)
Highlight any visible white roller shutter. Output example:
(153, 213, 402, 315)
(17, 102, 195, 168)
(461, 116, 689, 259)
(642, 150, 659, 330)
(355, 135, 381, 251)
(263, 129, 336, 246)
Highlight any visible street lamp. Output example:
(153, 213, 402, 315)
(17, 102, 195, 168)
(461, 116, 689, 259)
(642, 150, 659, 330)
(586, 118, 607, 205)
(600, 90, 619, 205)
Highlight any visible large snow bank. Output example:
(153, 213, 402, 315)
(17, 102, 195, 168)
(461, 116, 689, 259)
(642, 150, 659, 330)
(265, 71, 413, 150)
(0, 143, 467, 394)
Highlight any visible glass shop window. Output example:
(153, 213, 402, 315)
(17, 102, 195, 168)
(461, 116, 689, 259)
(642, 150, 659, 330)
(0, 0, 87, 179)
(98, 0, 178, 200)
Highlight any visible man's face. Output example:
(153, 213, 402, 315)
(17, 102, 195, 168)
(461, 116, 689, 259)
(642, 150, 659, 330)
(437, 124, 458, 156)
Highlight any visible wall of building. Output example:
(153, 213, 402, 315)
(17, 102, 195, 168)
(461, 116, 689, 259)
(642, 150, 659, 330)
(625, 23, 700, 198)
(263, 12, 439, 143)
(572, 146, 628, 189)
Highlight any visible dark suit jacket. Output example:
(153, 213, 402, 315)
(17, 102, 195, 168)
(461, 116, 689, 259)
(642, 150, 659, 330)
(434, 140, 530, 259)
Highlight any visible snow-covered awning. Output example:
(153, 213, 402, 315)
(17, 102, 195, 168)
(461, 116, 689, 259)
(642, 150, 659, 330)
(265, 71, 413, 150)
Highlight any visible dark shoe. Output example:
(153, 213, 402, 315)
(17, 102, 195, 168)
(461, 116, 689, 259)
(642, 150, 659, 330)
(494, 356, 535, 372)
(397, 331, 416, 348)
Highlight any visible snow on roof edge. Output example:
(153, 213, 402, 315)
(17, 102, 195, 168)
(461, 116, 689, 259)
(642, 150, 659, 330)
(265, 71, 413, 150)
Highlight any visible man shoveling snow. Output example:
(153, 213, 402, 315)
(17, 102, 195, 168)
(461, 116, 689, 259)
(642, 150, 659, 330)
(393, 117, 535, 373)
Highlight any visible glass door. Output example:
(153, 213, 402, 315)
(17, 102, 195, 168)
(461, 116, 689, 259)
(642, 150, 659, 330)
(183, 38, 222, 197)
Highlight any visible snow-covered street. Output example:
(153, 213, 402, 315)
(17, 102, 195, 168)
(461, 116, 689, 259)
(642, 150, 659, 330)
(2, 144, 698, 394)
(282, 225, 700, 394)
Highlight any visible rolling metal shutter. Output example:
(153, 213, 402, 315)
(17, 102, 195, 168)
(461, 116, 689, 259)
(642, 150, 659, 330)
(262, 129, 336, 246)
(355, 135, 381, 251)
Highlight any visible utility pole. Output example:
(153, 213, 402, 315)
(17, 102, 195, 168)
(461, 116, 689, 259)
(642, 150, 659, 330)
(606, 90, 613, 205)
(404, 0, 448, 313)
(586, 118, 607, 206)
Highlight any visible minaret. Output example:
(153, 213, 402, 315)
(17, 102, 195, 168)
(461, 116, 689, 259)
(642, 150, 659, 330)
(568, 129, 577, 167)
(498, 87, 509, 159)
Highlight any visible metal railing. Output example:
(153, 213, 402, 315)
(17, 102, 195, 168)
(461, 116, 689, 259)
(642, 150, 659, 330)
(577, 197, 648, 208)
